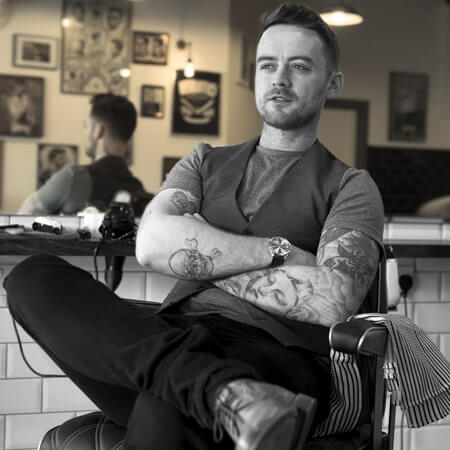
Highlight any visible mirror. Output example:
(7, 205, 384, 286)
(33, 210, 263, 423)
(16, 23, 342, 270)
(0, 0, 449, 217)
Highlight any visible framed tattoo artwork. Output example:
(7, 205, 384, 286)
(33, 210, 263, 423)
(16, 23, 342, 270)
(61, 0, 131, 95)
(141, 85, 164, 118)
(37, 143, 78, 188)
(388, 71, 429, 142)
(172, 70, 221, 135)
(132, 31, 169, 65)
(0, 74, 44, 137)
(13, 34, 58, 70)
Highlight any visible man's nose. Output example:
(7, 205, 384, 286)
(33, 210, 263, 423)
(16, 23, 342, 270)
(272, 67, 291, 88)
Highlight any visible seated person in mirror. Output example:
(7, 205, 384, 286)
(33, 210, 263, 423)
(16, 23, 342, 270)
(18, 94, 146, 215)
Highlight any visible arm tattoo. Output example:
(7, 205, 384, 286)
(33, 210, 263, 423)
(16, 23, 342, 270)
(169, 238, 222, 279)
(214, 228, 379, 325)
(170, 191, 196, 214)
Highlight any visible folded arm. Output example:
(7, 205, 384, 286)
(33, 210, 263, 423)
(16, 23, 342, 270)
(213, 228, 380, 326)
(135, 188, 315, 278)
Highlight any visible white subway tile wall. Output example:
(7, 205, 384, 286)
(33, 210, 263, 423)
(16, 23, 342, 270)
(1, 244, 450, 448)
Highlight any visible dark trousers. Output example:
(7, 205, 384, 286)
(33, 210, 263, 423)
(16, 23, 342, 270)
(5, 254, 330, 449)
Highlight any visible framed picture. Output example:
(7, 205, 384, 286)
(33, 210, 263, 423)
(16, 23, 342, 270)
(389, 71, 429, 142)
(162, 156, 180, 183)
(13, 34, 58, 70)
(0, 141, 3, 208)
(133, 31, 169, 65)
(37, 143, 78, 188)
(61, 0, 131, 95)
(172, 70, 221, 135)
(0, 74, 44, 137)
(141, 85, 164, 118)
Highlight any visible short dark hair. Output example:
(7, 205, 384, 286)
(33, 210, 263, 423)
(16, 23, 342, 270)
(260, 3, 339, 72)
(90, 94, 137, 142)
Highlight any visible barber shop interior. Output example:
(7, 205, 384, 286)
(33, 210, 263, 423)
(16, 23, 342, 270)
(0, 0, 449, 449)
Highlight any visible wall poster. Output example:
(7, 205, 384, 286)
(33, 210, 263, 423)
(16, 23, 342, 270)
(61, 0, 131, 96)
(172, 70, 221, 135)
(37, 143, 78, 188)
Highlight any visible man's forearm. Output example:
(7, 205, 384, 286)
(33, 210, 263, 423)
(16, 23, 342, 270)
(136, 212, 272, 279)
(213, 265, 355, 326)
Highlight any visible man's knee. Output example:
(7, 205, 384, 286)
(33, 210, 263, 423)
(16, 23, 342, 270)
(4, 254, 74, 316)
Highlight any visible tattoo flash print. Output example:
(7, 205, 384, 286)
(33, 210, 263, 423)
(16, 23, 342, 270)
(170, 191, 196, 214)
(169, 238, 221, 279)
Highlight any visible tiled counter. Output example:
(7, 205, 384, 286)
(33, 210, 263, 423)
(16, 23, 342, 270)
(383, 219, 450, 450)
(1, 214, 450, 449)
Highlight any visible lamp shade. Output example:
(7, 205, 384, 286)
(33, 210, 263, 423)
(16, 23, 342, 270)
(320, 2, 363, 26)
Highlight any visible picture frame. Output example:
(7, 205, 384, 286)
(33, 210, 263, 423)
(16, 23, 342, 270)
(141, 85, 164, 118)
(61, 0, 131, 96)
(37, 143, 78, 188)
(162, 156, 180, 183)
(0, 74, 44, 137)
(388, 71, 429, 142)
(132, 31, 169, 65)
(13, 34, 58, 70)
(172, 70, 221, 135)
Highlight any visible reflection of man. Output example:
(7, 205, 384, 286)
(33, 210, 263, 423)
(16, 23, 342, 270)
(38, 147, 69, 186)
(6, 78, 36, 135)
(18, 94, 145, 214)
(107, 6, 123, 30)
(9, 5, 384, 450)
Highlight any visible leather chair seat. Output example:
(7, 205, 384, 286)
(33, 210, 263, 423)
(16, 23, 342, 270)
(39, 411, 381, 450)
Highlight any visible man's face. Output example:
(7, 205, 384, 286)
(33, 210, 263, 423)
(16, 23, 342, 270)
(255, 24, 332, 131)
(84, 114, 97, 159)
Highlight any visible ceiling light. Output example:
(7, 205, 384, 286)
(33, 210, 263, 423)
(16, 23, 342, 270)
(320, 2, 363, 27)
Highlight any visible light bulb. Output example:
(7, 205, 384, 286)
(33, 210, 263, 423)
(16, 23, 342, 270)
(120, 68, 131, 78)
(61, 18, 71, 27)
(184, 59, 195, 78)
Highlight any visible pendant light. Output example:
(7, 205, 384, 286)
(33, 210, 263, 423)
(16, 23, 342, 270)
(320, 1, 364, 27)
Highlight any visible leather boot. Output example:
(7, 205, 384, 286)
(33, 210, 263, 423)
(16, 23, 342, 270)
(213, 378, 317, 450)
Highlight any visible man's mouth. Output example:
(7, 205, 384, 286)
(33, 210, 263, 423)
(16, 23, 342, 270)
(269, 95, 291, 102)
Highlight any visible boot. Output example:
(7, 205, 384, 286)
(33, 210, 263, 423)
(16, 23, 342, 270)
(213, 379, 317, 450)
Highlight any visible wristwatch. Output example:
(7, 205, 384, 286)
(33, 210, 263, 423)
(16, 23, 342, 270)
(268, 236, 291, 267)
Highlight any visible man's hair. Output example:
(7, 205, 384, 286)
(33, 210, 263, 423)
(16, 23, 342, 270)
(260, 3, 339, 72)
(89, 94, 136, 142)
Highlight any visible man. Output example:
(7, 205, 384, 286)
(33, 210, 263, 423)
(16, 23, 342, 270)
(18, 94, 145, 215)
(6, 4, 384, 450)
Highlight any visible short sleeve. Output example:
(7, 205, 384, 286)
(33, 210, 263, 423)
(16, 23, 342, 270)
(37, 164, 92, 214)
(158, 142, 214, 201)
(323, 168, 385, 254)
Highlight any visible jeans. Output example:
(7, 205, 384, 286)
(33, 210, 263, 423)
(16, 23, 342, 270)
(5, 254, 330, 449)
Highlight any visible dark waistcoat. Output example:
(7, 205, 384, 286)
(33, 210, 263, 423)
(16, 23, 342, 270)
(86, 155, 144, 210)
(158, 137, 349, 354)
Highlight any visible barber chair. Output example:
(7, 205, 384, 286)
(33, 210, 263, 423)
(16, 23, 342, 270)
(38, 265, 395, 450)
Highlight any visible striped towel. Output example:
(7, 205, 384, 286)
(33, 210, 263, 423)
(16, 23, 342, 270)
(353, 313, 450, 428)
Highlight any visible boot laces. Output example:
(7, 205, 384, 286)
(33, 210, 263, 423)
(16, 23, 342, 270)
(213, 391, 248, 443)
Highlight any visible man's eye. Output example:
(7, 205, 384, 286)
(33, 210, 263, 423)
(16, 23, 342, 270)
(260, 63, 275, 70)
(292, 64, 310, 72)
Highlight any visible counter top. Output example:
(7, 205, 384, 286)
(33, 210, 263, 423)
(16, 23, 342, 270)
(0, 232, 134, 256)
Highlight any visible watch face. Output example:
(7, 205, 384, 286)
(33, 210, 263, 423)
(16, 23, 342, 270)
(270, 236, 291, 258)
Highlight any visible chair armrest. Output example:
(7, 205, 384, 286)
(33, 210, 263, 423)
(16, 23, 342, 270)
(329, 319, 388, 357)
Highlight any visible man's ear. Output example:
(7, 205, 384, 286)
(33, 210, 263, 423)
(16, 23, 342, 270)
(326, 71, 344, 99)
(94, 122, 105, 139)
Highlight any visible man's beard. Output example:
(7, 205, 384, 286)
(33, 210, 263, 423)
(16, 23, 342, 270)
(258, 104, 317, 131)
